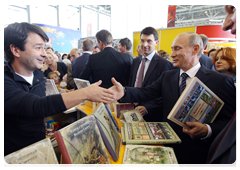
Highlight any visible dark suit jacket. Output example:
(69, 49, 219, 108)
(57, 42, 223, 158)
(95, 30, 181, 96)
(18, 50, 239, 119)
(121, 65, 236, 164)
(200, 54, 214, 70)
(207, 112, 236, 164)
(128, 53, 173, 121)
(72, 52, 90, 79)
(80, 47, 132, 88)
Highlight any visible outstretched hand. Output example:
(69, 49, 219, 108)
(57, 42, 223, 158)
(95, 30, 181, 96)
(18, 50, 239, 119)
(85, 80, 115, 104)
(182, 122, 208, 139)
(109, 77, 125, 101)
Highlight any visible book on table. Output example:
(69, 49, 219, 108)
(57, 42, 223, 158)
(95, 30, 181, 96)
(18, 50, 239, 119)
(122, 145, 178, 164)
(120, 109, 145, 123)
(54, 115, 111, 164)
(167, 77, 224, 129)
(124, 122, 181, 144)
(4, 138, 58, 164)
(114, 103, 134, 118)
(91, 103, 122, 162)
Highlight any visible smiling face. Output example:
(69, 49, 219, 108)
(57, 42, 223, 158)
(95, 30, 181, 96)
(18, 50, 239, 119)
(49, 73, 60, 84)
(140, 34, 158, 56)
(222, 5, 236, 35)
(118, 43, 126, 53)
(214, 51, 231, 73)
(17, 32, 46, 73)
(171, 33, 200, 71)
(45, 53, 55, 65)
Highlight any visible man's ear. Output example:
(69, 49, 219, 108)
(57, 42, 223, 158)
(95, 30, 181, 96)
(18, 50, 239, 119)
(10, 44, 21, 58)
(192, 44, 200, 56)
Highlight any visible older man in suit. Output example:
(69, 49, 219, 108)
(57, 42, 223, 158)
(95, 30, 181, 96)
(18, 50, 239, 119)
(128, 27, 173, 122)
(80, 30, 131, 88)
(109, 32, 235, 164)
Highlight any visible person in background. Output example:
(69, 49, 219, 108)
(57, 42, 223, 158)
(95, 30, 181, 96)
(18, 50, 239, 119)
(93, 45, 100, 54)
(199, 34, 215, 70)
(43, 51, 68, 80)
(4, 22, 115, 156)
(136, 44, 143, 57)
(157, 50, 170, 61)
(80, 29, 132, 88)
(208, 48, 216, 60)
(109, 32, 235, 164)
(207, 5, 236, 164)
(118, 37, 135, 62)
(62, 53, 68, 60)
(55, 51, 62, 62)
(62, 58, 71, 67)
(46, 47, 58, 62)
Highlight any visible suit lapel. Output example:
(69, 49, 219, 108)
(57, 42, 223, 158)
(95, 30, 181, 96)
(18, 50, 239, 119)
(142, 54, 159, 87)
(170, 69, 181, 101)
(195, 66, 211, 84)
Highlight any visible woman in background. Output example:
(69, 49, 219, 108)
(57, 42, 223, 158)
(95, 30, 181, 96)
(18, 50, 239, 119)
(212, 47, 236, 84)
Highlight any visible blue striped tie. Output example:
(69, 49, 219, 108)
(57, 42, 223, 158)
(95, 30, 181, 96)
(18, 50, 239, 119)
(179, 73, 189, 95)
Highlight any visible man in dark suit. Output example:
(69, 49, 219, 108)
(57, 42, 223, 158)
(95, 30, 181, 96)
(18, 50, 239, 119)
(128, 27, 173, 122)
(207, 5, 236, 164)
(109, 32, 236, 164)
(80, 30, 132, 88)
(118, 37, 135, 62)
(72, 39, 93, 79)
(199, 34, 215, 70)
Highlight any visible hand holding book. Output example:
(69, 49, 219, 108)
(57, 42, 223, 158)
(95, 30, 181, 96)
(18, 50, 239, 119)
(182, 122, 208, 139)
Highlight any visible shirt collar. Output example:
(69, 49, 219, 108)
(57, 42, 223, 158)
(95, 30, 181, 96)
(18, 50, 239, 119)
(142, 51, 155, 61)
(180, 62, 201, 78)
(83, 51, 92, 54)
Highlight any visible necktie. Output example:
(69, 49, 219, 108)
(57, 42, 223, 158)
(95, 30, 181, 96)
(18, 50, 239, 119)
(179, 73, 189, 95)
(136, 58, 147, 87)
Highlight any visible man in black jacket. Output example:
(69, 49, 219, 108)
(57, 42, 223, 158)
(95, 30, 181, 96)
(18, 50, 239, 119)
(80, 30, 132, 88)
(4, 23, 115, 156)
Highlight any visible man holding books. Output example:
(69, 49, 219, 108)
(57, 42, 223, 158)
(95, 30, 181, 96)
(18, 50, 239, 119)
(109, 32, 236, 164)
(4, 22, 115, 156)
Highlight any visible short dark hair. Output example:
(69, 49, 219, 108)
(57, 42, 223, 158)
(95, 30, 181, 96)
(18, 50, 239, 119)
(46, 47, 54, 52)
(83, 39, 94, 51)
(95, 45, 99, 49)
(95, 29, 113, 45)
(140, 27, 158, 41)
(4, 22, 49, 63)
(119, 38, 132, 51)
(62, 53, 68, 60)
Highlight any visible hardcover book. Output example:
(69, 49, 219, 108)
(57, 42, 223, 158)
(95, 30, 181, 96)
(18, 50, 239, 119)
(124, 122, 181, 144)
(4, 138, 58, 164)
(114, 103, 134, 118)
(74, 78, 90, 89)
(120, 110, 145, 123)
(55, 115, 111, 164)
(45, 79, 59, 96)
(91, 103, 122, 162)
(105, 104, 120, 132)
(122, 145, 178, 164)
(167, 77, 224, 129)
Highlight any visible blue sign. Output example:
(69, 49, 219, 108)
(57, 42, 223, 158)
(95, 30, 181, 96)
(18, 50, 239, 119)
(34, 23, 82, 53)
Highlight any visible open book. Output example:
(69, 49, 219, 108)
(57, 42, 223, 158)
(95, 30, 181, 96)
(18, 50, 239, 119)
(74, 78, 90, 89)
(46, 79, 59, 96)
(167, 77, 224, 129)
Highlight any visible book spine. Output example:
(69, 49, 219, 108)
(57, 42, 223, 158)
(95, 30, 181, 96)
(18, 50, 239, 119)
(54, 131, 72, 164)
(125, 140, 181, 144)
(95, 117, 118, 162)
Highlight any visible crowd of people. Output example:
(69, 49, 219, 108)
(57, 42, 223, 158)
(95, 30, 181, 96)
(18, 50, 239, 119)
(4, 5, 236, 164)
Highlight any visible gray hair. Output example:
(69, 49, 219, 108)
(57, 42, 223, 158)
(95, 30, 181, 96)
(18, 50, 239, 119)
(95, 30, 113, 45)
(199, 34, 209, 49)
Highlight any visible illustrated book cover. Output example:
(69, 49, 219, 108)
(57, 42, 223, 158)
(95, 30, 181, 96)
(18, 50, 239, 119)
(122, 145, 178, 164)
(114, 103, 134, 118)
(105, 104, 120, 132)
(167, 77, 224, 129)
(45, 79, 59, 96)
(120, 110, 145, 123)
(74, 78, 90, 89)
(92, 103, 122, 162)
(55, 115, 111, 164)
(124, 122, 181, 144)
(4, 138, 58, 164)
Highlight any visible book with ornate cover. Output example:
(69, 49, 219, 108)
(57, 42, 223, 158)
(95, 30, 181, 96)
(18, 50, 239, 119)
(167, 77, 224, 129)
(122, 145, 178, 164)
(74, 78, 90, 89)
(55, 115, 111, 164)
(46, 79, 59, 96)
(120, 110, 145, 123)
(105, 104, 120, 132)
(124, 122, 181, 144)
(4, 138, 58, 164)
(114, 103, 134, 118)
(91, 103, 122, 162)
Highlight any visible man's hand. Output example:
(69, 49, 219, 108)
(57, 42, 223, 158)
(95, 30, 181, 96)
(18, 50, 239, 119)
(135, 106, 147, 116)
(109, 77, 125, 100)
(85, 80, 115, 104)
(182, 122, 208, 139)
